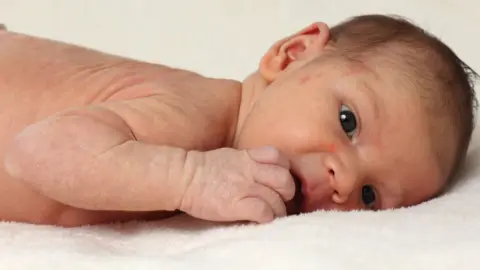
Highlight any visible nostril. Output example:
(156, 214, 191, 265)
(332, 191, 346, 204)
(327, 168, 337, 191)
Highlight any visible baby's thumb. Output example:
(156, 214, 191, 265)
(247, 146, 290, 169)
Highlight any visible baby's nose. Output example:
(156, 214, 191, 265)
(290, 151, 362, 212)
(323, 152, 360, 204)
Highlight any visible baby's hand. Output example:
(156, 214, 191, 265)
(179, 147, 296, 223)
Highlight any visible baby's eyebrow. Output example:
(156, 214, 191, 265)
(360, 81, 380, 120)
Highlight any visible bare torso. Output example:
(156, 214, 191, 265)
(0, 31, 239, 227)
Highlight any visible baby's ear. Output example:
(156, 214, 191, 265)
(259, 22, 330, 82)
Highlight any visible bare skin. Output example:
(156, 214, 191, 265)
(0, 30, 241, 226)
(0, 22, 452, 227)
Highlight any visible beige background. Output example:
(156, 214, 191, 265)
(1, 0, 478, 81)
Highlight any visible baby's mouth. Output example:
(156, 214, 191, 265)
(289, 169, 304, 214)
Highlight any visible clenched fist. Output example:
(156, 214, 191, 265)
(179, 146, 296, 223)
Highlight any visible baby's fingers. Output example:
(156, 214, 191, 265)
(236, 197, 275, 224)
(253, 165, 296, 202)
(237, 185, 286, 223)
(247, 146, 290, 169)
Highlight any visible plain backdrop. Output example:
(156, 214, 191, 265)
(0, 0, 478, 84)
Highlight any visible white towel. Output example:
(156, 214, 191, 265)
(0, 1, 479, 269)
(1, 154, 480, 270)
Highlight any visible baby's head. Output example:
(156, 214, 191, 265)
(233, 14, 478, 213)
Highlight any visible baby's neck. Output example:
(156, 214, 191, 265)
(203, 72, 267, 148)
(230, 72, 268, 148)
(204, 76, 244, 148)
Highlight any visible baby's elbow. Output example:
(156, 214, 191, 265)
(4, 124, 47, 181)
(4, 117, 67, 185)
(4, 142, 25, 180)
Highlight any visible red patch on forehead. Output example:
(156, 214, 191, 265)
(299, 75, 311, 85)
(345, 64, 366, 76)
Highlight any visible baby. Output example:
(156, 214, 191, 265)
(0, 14, 476, 227)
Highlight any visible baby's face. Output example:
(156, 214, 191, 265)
(234, 55, 450, 213)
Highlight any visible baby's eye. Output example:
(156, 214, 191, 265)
(361, 185, 376, 209)
(339, 104, 357, 139)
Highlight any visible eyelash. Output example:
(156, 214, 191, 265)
(339, 103, 361, 140)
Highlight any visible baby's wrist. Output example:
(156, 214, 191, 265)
(173, 149, 205, 212)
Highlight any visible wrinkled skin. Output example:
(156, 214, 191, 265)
(0, 29, 240, 225)
(180, 147, 295, 224)
(0, 22, 450, 227)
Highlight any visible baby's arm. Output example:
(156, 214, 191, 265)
(4, 98, 203, 212)
(4, 98, 295, 223)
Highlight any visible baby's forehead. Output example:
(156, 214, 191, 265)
(346, 53, 433, 99)
(364, 63, 457, 183)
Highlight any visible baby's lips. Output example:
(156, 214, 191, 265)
(288, 152, 338, 212)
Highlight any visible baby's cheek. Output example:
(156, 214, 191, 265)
(299, 75, 312, 85)
(325, 143, 336, 153)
